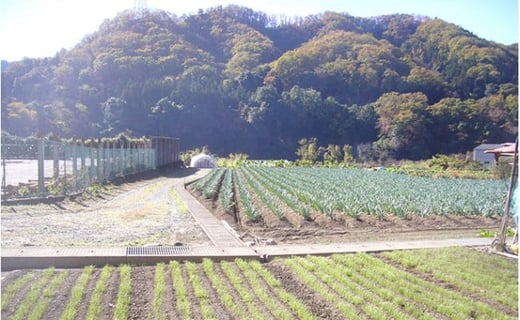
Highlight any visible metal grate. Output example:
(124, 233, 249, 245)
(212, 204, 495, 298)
(126, 246, 192, 256)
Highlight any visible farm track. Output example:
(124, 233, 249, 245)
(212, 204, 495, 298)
(1, 168, 212, 247)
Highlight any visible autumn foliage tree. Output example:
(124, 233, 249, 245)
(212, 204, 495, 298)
(0, 6, 517, 160)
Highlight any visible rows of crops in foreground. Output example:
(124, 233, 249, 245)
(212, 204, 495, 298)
(192, 167, 507, 224)
(1, 247, 517, 319)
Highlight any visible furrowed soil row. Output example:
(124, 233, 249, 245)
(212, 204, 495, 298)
(128, 266, 155, 319)
(73, 269, 101, 319)
(99, 267, 119, 319)
(51, 269, 85, 319)
(196, 261, 231, 319)
(188, 167, 504, 246)
(3, 248, 515, 320)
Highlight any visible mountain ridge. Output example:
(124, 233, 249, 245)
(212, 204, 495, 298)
(1, 5, 517, 160)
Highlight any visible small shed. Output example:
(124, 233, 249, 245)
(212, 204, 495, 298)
(190, 153, 217, 168)
(473, 143, 514, 167)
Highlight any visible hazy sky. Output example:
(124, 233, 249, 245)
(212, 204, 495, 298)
(0, 0, 518, 61)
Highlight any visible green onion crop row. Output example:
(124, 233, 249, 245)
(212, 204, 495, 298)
(85, 265, 114, 320)
(60, 265, 95, 320)
(201, 258, 247, 319)
(170, 260, 191, 319)
(1, 272, 35, 311)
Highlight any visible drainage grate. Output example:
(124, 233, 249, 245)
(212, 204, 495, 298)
(126, 246, 192, 256)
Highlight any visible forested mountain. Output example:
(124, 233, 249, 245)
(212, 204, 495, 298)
(1, 6, 517, 160)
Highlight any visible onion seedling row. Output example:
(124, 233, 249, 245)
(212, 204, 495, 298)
(1, 248, 516, 319)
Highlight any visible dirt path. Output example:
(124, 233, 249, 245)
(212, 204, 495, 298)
(1, 169, 212, 247)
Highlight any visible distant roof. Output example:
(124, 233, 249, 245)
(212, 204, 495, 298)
(474, 143, 512, 150)
(484, 143, 517, 156)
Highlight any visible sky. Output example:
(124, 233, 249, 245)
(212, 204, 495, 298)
(0, 0, 518, 61)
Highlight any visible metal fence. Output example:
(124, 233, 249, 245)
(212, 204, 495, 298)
(1, 136, 180, 200)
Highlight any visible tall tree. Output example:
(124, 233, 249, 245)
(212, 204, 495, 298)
(374, 92, 431, 159)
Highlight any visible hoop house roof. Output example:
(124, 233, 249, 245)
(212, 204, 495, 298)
(190, 153, 217, 168)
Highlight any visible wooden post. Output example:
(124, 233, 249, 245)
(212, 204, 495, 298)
(496, 140, 518, 251)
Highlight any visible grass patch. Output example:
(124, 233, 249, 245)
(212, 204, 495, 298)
(384, 247, 518, 311)
(171, 188, 190, 215)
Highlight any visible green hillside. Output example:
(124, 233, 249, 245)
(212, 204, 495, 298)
(1, 5, 517, 160)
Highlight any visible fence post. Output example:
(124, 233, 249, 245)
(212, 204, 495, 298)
(89, 143, 94, 184)
(137, 141, 141, 172)
(2, 144, 6, 198)
(81, 139, 86, 189)
(128, 142, 131, 174)
(107, 141, 112, 179)
(62, 141, 67, 195)
(97, 139, 103, 183)
(37, 139, 45, 194)
(53, 141, 60, 179)
(80, 139, 85, 170)
(120, 143, 124, 177)
(107, 140, 111, 180)
(112, 140, 116, 178)
(72, 139, 78, 191)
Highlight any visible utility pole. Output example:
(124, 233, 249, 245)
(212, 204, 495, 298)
(134, 0, 148, 18)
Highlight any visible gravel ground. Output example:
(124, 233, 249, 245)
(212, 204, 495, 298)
(1, 169, 212, 247)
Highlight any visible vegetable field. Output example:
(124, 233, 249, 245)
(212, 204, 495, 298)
(1, 247, 517, 319)
(191, 167, 507, 229)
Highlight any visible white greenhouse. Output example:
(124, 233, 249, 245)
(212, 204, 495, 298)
(190, 153, 217, 168)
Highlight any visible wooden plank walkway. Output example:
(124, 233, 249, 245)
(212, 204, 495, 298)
(173, 181, 249, 248)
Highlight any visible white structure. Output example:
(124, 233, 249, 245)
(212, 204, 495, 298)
(190, 153, 217, 168)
